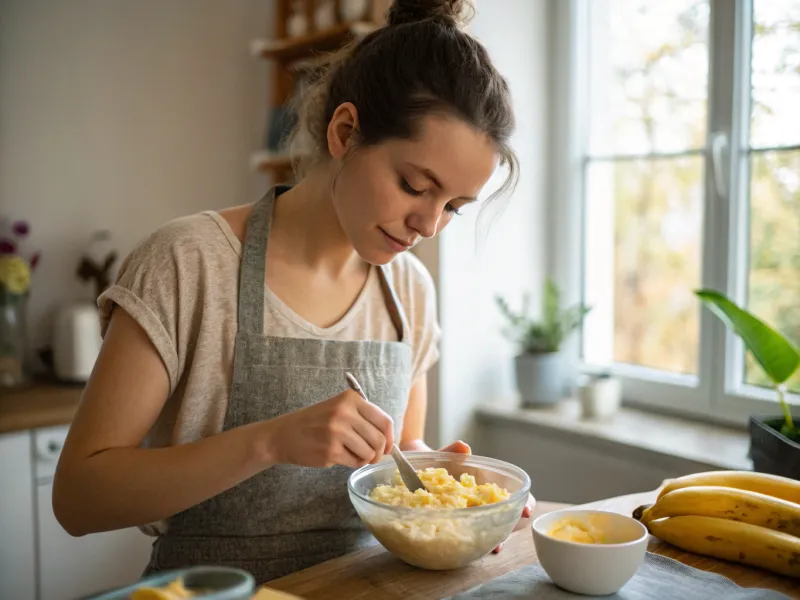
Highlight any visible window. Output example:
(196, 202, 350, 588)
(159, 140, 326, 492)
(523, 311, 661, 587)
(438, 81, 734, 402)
(555, 0, 800, 423)
(739, 0, 800, 396)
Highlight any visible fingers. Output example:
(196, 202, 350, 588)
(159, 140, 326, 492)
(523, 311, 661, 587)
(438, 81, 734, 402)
(438, 440, 471, 454)
(492, 543, 504, 554)
(513, 515, 528, 532)
(340, 428, 379, 465)
(525, 494, 535, 517)
(354, 395, 395, 453)
(351, 417, 387, 464)
(335, 445, 371, 469)
(512, 496, 536, 531)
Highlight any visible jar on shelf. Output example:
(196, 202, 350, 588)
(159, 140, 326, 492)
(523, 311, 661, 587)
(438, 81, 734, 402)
(340, 0, 369, 22)
(0, 288, 28, 388)
(314, 0, 336, 31)
(287, 0, 309, 37)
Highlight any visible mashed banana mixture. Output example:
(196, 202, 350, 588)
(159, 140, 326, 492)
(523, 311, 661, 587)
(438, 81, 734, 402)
(547, 515, 611, 544)
(129, 579, 298, 599)
(369, 467, 510, 508)
(130, 577, 194, 599)
(363, 467, 515, 570)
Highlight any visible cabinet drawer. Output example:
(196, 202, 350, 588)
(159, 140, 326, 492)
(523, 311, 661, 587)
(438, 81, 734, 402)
(0, 431, 37, 600)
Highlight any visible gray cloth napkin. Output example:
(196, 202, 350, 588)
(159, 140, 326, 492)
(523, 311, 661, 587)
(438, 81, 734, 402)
(445, 552, 794, 599)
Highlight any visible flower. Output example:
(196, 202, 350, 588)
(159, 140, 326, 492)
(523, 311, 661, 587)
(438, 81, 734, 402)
(0, 256, 31, 295)
(0, 239, 15, 255)
(11, 221, 30, 237)
(0, 217, 40, 271)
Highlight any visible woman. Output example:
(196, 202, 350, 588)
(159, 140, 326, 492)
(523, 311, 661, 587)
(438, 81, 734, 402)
(53, 0, 530, 584)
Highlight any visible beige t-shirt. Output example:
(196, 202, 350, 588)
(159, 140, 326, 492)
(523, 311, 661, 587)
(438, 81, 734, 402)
(97, 211, 440, 450)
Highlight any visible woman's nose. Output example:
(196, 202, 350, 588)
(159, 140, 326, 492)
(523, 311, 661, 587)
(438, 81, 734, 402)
(406, 207, 442, 239)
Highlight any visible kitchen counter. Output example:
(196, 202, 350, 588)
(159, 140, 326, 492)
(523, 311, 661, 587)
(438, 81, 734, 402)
(0, 383, 83, 434)
(266, 492, 800, 599)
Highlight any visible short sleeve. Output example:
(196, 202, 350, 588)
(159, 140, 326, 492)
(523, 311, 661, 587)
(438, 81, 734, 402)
(97, 216, 205, 394)
(399, 253, 441, 383)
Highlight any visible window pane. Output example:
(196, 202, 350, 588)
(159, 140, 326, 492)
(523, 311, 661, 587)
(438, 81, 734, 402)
(582, 157, 703, 374)
(750, 0, 800, 149)
(745, 150, 800, 393)
(587, 0, 709, 156)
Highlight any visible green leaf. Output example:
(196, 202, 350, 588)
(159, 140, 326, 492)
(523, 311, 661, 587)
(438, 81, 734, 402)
(496, 281, 591, 355)
(779, 422, 799, 441)
(695, 289, 800, 385)
(562, 305, 592, 336)
(543, 279, 560, 329)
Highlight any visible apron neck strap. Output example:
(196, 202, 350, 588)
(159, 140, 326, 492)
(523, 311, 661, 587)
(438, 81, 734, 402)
(237, 187, 278, 334)
(376, 265, 406, 342)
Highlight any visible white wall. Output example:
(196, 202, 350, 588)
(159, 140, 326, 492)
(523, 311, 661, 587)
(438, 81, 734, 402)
(477, 414, 723, 504)
(422, 0, 550, 447)
(0, 0, 272, 352)
(1, 0, 550, 445)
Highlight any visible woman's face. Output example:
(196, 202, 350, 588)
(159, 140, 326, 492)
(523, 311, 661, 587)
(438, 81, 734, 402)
(328, 108, 499, 265)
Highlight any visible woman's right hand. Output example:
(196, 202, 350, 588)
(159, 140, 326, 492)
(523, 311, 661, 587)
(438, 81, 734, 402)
(261, 389, 395, 469)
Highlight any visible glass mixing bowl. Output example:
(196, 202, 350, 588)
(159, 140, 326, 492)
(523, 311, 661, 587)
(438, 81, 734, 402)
(348, 451, 531, 570)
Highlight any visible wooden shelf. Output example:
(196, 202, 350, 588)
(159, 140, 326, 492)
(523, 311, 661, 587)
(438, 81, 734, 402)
(251, 1, 390, 177)
(252, 22, 375, 62)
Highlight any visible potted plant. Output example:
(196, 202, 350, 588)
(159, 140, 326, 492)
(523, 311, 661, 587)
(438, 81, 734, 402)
(496, 279, 591, 407)
(695, 289, 799, 479)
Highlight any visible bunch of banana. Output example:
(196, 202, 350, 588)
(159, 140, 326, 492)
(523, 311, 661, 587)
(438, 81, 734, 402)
(632, 470, 800, 578)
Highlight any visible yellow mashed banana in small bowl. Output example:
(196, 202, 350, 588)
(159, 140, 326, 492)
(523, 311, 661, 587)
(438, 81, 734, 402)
(348, 452, 531, 571)
(545, 514, 612, 544)
(532, 509, 649, 596)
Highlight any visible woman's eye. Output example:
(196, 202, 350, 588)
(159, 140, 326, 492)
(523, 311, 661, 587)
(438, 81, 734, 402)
(400, 178, 424, 196)
(445, 203, 462, 216)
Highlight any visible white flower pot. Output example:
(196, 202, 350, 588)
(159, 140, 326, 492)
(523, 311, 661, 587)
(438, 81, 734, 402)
(579, 376, 622, 419)
(514, 352, 565, 407)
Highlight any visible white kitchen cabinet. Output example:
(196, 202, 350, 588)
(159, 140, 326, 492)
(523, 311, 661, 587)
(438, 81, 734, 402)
(0, 426, 153, 600)
(0, 430, 37, 600)
(33, 426, 153, 600)
(36, 481, 153, 600)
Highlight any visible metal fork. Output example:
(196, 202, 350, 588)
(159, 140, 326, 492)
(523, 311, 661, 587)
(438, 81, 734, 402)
(344, 372, 428, 493)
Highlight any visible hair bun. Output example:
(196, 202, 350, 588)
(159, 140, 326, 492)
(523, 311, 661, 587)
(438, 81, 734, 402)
(385, 0, 472, 28)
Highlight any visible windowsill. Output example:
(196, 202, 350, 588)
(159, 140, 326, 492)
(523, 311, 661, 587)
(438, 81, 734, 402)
(475, 399, 752, 471)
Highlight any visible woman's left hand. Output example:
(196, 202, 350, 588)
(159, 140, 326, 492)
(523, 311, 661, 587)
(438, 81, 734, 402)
(436, 440, 534, 554)
(494, 493, 535, 553)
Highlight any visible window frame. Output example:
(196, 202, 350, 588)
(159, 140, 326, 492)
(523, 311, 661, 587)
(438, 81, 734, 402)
(550, 0, 800, 427)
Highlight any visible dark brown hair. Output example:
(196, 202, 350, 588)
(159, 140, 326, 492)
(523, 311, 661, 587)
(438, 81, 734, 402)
(288, 0, 518, 205)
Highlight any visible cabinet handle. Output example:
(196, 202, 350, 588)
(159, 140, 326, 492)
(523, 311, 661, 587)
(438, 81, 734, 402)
(38, 439, 63, 460)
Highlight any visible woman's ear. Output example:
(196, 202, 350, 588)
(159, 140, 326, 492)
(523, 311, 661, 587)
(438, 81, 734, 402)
(327, 102, 360, 159)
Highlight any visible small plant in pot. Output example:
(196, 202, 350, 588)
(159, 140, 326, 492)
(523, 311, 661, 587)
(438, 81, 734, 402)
(695, 289, 799, 480)
(496, 280, 590, 407)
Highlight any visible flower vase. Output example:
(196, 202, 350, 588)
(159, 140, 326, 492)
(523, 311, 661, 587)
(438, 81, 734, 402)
(0, 289, 28, 388)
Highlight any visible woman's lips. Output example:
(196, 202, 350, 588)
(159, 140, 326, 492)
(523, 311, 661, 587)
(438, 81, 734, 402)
(380, 228, 413, 252)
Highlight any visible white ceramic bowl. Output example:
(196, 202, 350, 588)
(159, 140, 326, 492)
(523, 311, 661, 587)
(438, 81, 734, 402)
(348, 452, 531, 570)
(532, 509, 648, 596)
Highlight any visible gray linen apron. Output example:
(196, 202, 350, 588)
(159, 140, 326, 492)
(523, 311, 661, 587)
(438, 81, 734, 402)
(145, 186, 413, 583)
